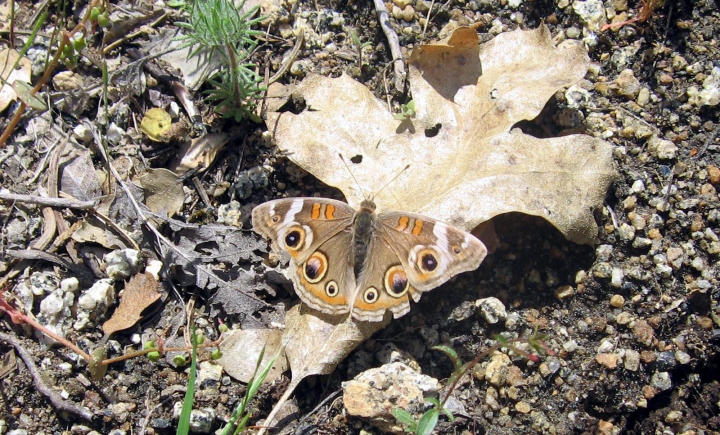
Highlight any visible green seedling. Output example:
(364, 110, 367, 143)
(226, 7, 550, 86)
(176, 0, 265, 122)
(219, 345, 280, 435)
(177, 328, 199, 435)
(173, 354, 189, 366)
(349, 28, 372, 69)
(393, 331, 554, 433)
(393, 100, 416, 121)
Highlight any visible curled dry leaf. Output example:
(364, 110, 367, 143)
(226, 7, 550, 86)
(102, 272, 162, 336)
(0, 48, 32, 113)
(172, 133, 229, 175)
(217, 328, 288, 383)
(265, 25, 616, 245)
(218, 304, 385, 388)
(282, 304, 387, 383)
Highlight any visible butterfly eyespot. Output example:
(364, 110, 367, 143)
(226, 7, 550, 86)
(285, 231, 301, 247)
(452, 245, 462, 255)
(384, 265, 409, 298)
(417, 249, 438, 273)
(271, 215, 281, 223)
(303, 251, 327, 283)
(282, 226, 305, 251)
(325, 280, 339, 297)
(363, 287, 379, 304)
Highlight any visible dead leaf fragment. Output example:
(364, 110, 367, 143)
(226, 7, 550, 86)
(60, 146, 102, 201)
(283, 304, 387, 385)
(140, 107, 172, 142)
(138, 168, 184, 217)
(0, 48, 32, 112)
(102, 272, 162, 336)
(218, 328, 288, 383)
(265, 26, 616, 245)
(172, 133, 230, 175)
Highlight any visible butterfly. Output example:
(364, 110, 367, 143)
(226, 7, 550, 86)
(252, 197, 487, 322)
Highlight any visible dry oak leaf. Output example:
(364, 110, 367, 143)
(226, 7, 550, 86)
(218, 303, 385, 391)
(265, 25, 616, 245)
(102, 272, 162, 336)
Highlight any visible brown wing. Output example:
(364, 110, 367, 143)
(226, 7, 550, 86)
(252, 198, 356, 315)
(351, 211, 487, 321)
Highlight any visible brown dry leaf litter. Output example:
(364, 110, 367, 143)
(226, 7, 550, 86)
(102, 272, 162, 336)
(265, 25, 616, 245)
(0, 48, 32, 112)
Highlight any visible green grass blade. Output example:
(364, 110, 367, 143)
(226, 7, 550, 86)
(176, 328, 199, 435)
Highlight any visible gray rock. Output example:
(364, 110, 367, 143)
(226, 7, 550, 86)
(189, 408, 215, 433)
(688, 66, 720, 106)
(476, 297, 507, 324)
(655, 351, 677, 370)
(650, 371, 672, 391)
(610, 267, 624, 288)
(624, 349, 640, 371)
(342, 362, 439, 432)
(572, 0, 607, 31)
(217, 201, 243, 228)
(104, 249, 142, 280)
(563, 340, 578, 353)
(196, 361, 223, 388)
(618, 223, 636, 241)
(75, 279, 115, 330)
(675, 350, 691, 365)
(647, 135, 678, 160)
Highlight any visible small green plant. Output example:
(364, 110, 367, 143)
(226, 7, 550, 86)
(393, 100, 416, 121)
(391, 397, 454, 435)
(349, 28, 372, 69)
(218, 345, 279, 435)
(393, 331, 553, 433)
(176, 0, 265, 122)
(177, 328, 200, 435)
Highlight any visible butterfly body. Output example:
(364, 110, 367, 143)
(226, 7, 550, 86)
(252, 197, 487, 322)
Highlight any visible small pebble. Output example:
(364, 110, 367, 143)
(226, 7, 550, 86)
(674, 350, 691, 365)
(515, 401, 531, 414)
(665, 410, 683, 423)
(609, 294, 625, 308)
(555, 285, 575, 300)
(596, 353, 618, 369)
(624, 349, 640, 371)
(563, 340, 578, 353)
(707, 165, 720, 185)
(650, 371, 672, 391)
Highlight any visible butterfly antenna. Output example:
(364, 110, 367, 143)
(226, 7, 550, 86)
(371, 163, 410, 201)
(338, 153, 368, 200)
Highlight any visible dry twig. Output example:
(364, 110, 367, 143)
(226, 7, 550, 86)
(0, 189, 98, 209)
(373, 0, 406, 92)
(0, 332, 94, 421)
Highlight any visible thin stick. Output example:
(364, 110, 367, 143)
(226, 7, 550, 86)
(373, 0, 406, 91)
(0, 332, 94, 421)
(0, 189, 98, 209)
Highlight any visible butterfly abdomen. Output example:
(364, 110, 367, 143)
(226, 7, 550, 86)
(352, 201, 377, 277)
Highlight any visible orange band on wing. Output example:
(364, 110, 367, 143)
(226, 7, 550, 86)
(311, 203, 321, 219)
(396, 216, 409, 231)
(411, 220, 424, 236)
(325, 204, 335, 219)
